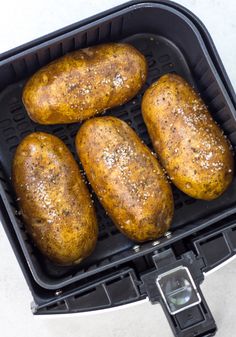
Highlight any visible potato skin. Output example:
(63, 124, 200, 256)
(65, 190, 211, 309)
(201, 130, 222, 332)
(76, 116, 173, 242)
(22, 43, 147, 124)
(142, 73, 234, 200)
(12, 132, 98, 265)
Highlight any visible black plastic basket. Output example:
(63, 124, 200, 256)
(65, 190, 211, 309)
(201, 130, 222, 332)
(0, 1, 236, 336)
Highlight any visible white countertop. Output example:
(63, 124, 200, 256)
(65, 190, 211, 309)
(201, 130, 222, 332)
(0, 1, 236, 337)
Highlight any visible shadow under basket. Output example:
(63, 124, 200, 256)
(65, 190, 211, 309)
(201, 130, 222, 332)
(0, 1, 236, 291)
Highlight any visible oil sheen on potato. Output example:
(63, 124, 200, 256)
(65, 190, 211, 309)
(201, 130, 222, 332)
(76, 116, 174, 242)
(12, 132, 98, 265)
(142, 73, 234, 200)
(22, 43, 147, 124)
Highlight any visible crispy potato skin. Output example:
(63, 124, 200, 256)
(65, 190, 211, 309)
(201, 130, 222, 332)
(142, 73, 234, 200)
(76, 117, 173, 242)
(22, 43, 147, 124)
(12, 132, 98, 265)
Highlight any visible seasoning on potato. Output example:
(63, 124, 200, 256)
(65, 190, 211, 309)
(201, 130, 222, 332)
(22, 43, 147, 124)
(142, 73, 234, 200)
(76, 116, 174, 242)
(12, 132, 98, 265)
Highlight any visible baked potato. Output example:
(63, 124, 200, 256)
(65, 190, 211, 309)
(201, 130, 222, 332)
(142, 73, 234, 200)
(12, 132, 98, 265)
(76, 116, 174, 242)
(22, 43, 147, 124)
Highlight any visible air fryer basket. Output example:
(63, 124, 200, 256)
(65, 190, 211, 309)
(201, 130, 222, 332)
(0, 0, 235, 300)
